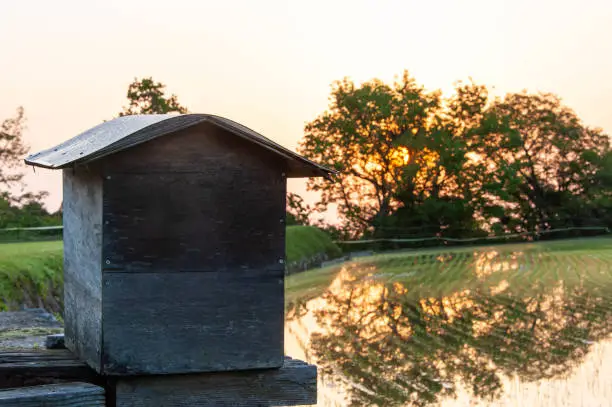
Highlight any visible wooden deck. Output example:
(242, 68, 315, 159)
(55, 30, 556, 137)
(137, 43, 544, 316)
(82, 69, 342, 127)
(0, 310, 317, 406)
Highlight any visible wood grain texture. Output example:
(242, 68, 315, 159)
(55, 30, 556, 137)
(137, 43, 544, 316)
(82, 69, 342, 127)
(62, 168, 104, 373)
(110, 357, 317, 407)
(0, 382, 105, 406)
(0, 350, 101, 389)
(101, 269, 284, 375)
(101, 124, 287, 273)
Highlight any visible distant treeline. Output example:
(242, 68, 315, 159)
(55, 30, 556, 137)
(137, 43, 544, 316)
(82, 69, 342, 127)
(3, 75, 611, 249)
(0, 193, 62, 242)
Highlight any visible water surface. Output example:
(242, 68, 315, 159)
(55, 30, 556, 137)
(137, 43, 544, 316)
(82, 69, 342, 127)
(285, 240, 612, 406)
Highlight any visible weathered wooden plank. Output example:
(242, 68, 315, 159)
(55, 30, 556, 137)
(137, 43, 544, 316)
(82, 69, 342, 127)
(62, 168, 103, 372)
(101, 124, 287, 273)
(0, 350, 101, 389)
(100, 269, 285, 375)
(0, 382, 105, 406)
(101, 173, 286, 272)
(0, 350, 316, 406)
(100, 122, 287, 173)
(110, 357, 317, 407)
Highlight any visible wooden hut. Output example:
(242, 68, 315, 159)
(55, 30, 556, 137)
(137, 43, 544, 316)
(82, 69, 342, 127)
(24, 113, 335, 376)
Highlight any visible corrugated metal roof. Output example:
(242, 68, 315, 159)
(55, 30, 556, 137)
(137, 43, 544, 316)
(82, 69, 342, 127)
(24, 114, 336, 178)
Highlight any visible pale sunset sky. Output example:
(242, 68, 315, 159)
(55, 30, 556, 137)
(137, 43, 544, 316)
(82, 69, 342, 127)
(1, 0, 611, 216)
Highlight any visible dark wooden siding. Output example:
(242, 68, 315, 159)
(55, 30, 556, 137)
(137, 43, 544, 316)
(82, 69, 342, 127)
(101, 269, 284, 375)
(99, 121, 289, 174)
(62, 168, 103, 372)
(100, 123, 287, 273)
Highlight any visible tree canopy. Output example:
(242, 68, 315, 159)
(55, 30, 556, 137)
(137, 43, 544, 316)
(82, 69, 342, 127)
(0, 107, 48, 203)
(0, 107, 29, 194)
(473, 92, 611, 234)
(0, 107, 58, 233)
(298, 70, 611, 241)
(119, 77, 189, 116)
(298, 72, 441, 237)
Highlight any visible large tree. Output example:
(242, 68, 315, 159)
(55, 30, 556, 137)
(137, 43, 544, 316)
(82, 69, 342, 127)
(298, 71, 442, 237)
(119, 77, 189, 116)
(299, 70, 611, 240)
(0, 107, 53, 230)
(472, 92, 611, 234)
(0, 107, 28, 193)
(382, 80, 490, 240)
(0, 107, 47, 203)
(298, 72, 487, 239)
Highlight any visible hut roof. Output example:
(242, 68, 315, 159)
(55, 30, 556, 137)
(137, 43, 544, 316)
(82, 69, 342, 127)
(24, 114, 336, 178)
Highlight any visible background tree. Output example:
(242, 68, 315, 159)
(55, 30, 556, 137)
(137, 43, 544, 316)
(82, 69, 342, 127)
(587, 151, 612, 226)
(298, 72, 488, 240)
(298, 71, 441, 238)
(299, 70, 610, 242)
(472, 92, 611, 235)
(0, 107, 58, 237)
(380, 80, 490, 242)
(119, 77, 189, 116)
(286, 192, 312, 226)
(0, 107, 48, 203)
(1, 107, 29, 196)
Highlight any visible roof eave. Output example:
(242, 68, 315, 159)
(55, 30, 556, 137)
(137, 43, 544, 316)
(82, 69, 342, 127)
(23, 158, 58, 169)
(22, 113, 340, 178)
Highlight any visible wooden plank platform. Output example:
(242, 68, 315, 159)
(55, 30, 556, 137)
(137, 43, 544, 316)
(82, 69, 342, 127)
(0, 382, 105, 406)
(0, 350, 102, 389)
(1, 311, 317, 406)
(110, 357, 317, 407)
(0, 349, 317, 406)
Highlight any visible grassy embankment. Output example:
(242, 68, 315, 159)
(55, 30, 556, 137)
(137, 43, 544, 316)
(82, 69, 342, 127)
(285, 236, 612, 310)
(0, 240, 63, 312)
(3, 232, 611, 315)
(285, 225, 343, 274)
(0, 225, 343, 313)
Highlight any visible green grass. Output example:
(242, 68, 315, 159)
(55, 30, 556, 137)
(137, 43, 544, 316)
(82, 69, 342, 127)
(0, 240, 63, 312)
(285, 226, 342, 273)
(0, 240, 62, 258)
(285, 236, 612, 309)
(3, 236, 611, 316)
(0, 226, 343, 311)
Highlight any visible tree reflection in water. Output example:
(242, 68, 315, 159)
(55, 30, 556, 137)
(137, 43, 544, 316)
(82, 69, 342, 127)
(308, 250, 612, 406)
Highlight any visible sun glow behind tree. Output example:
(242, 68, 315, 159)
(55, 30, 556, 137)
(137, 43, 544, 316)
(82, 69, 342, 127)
(298, 71, 611, 240)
